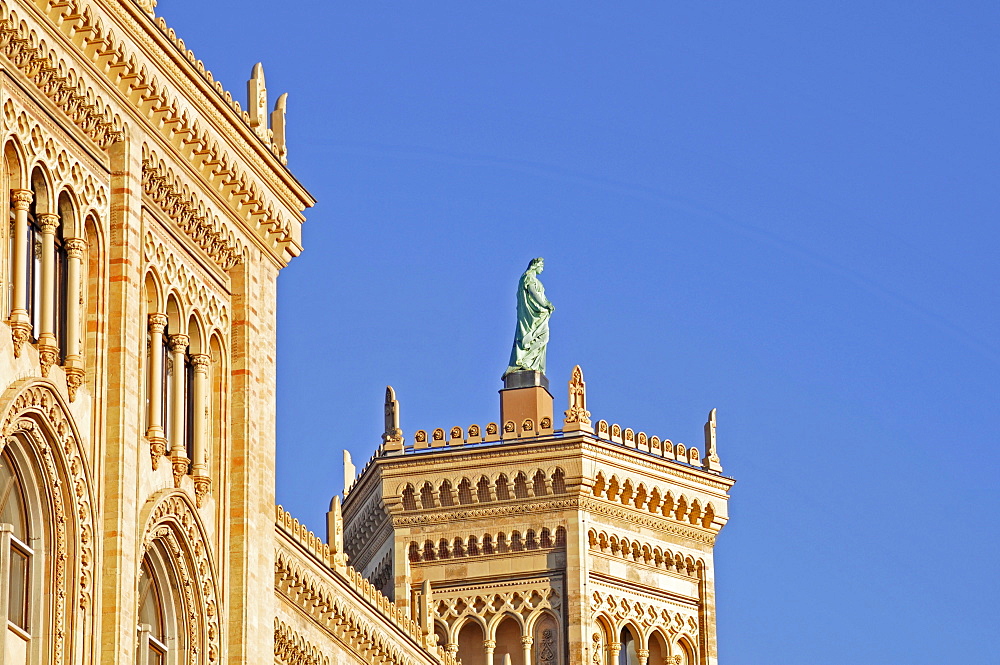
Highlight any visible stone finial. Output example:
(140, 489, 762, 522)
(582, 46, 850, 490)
(703, 408, 723, 473)
(343, 450, 356, 493)
(248, 63, 268, 141)
(136, 0, 157, 16)
(563, 364, 593, 432)
(419, 579, 433, 639)
(382, 386, 404, 453)
(326, 495, 347, 568)
(270, 93, 288, 165)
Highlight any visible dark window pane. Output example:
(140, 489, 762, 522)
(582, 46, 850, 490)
(8, 545, 29, 631)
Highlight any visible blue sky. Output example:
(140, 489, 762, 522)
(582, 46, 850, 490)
(162, 3, 998, 663)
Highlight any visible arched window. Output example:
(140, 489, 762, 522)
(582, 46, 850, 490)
(26, 202, 40, 340)
(493, 615, 524, 665)
(674, 638, 696, 665)
(456, 620, 485, 665)
(52, 219, 67, 363)
(137, 544, 185, 665)
(137, 557, 167, 662)
(619, 627, 639, 665)
(0, 450, 31, 635)
(647, 631, 668, 665)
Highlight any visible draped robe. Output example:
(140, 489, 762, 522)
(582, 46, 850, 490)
(504, 266, 553, 376)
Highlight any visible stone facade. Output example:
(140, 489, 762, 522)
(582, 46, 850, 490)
(0, 2, 733, 664)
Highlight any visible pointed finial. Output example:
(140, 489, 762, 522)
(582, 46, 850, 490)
(247, 63, 269, 140)
(270, 92, 288, 165)
(136, 0, 157, 16)
(563, 364, 593, 433)
(343, 450, 356, 493)
(419, 579, 433, 639)
(326, 495, 348, 568)
(382, 386, 404, 453)
(703, 408, 723, 473)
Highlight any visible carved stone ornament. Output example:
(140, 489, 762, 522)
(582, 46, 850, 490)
(149, 435, 167, 471)
(171, 455, 190, 487)
(135, 0, 158, 16)
(64, 366, 84, 402)
(564, 364, 592, 429)
(38, 344, 59, 378)
(8, 320, 30, 358)
(194, 475, 211, 507)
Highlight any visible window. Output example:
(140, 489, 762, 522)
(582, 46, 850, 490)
(53, 222, 67, 363)
(619, 627, 639, 665)
(26, 208, 40, 340)
(184, 352, 194, 465)
(137, 545, 184, 665)
(0, 450, 31, 635)
(138, 557, 167, 664)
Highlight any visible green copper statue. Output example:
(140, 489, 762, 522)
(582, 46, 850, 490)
(504, 257, 555, 377)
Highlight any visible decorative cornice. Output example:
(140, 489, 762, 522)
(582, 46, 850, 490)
(1, 0, 313, 266)
(581, 497, 717, 545)
(142, 157, 243, 270)
(0, 6, 124, 147)
(584, 439, 734, 493)
(392, 497, 578, 527)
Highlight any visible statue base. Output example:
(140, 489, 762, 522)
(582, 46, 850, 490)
(502, 370, 549, 390)
(500, 372, 554, 437)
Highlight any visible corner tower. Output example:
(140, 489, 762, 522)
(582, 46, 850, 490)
(339, 367, 734, 665)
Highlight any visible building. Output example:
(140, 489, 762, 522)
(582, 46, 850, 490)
(0, 1, 733, 664)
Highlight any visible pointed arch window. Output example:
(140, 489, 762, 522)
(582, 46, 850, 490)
(137, 544, 185, 665)
(52, 217, 67, 364)
(137, 557, 167, 664)
(25, 205, 40, 340)
(0, 449, 32, 638)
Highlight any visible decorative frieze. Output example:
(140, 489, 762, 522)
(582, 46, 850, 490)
(141, 156, 244, 271)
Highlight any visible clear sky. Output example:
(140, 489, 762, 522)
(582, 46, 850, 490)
(161, 2, 998, 663)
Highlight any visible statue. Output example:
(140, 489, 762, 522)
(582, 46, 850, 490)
(504, 258, 555, 378)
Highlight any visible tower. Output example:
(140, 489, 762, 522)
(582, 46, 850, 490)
(340, 367, 734, 665)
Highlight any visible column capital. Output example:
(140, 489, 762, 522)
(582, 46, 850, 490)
(148, 313, 168, 333)
(483, 640, 496, 653)
(64, 237, 87, 258)
(521, 636, 534, 646)
(37, 212, 60, 233)
(167, 333, 189, 352)
(10, 189, 32, 209)
(190, 353, 210, 372)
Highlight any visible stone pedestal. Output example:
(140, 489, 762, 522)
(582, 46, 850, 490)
(500, 371, 554, 435)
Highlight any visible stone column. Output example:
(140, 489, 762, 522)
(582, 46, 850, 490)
(638, 648, 649, 665)
(608, 642, 621, 665)
(145, 314, 168, 468)
(521, 635, 533, 664)
(8, 189, 32, 355)
(190, 352, 211, 505)
(62, 238, 87, 399)
(36, 212, 60, 376)
(483, 640, 496, 665)
(167, 333, 189, 485)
